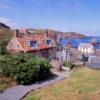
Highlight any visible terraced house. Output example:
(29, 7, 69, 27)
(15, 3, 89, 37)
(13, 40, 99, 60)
(7, 30, 56, 60)
(78, 43, 94, 54)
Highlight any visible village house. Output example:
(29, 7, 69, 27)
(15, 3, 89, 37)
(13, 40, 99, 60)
(78, 43, 94, 55)
(7, 30, 56, 61)
(56, 45, 83, 64)
(56, 47, 67, 62)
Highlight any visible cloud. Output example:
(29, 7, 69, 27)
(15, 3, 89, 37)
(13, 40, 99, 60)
(0, 17, 19, 29)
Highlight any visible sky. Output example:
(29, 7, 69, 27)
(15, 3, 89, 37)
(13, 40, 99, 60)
(0, 0, 100, 36)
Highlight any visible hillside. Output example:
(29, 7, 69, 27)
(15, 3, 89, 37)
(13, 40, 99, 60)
(0, 22, 10, 29)
(0, 22, 85, 39)
(24, 29, 85, 38)
(0, 23, 13, 54)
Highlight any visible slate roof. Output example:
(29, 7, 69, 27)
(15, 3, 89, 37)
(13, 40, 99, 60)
(78, 43, 94, 48)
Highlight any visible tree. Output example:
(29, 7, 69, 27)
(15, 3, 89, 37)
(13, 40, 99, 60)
(0, 28, 13, 54)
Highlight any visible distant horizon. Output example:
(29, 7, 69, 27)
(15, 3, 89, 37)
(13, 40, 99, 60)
(0, 0, 100, 36)
(14, 27, 100, 37)
(1, 21, 100, 37)
(7, 25, 100, 37)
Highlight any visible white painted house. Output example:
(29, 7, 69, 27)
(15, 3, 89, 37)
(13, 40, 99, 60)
(78, 43, 94, 54)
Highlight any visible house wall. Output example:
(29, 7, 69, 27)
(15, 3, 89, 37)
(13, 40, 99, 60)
(6, 37, 24, 53)
(78, 47, 94, 54)
(32, 47, 56, 61)
(56, 48, 72, 62)
(56, 50, 66, 62)
(88, 56, 100, 64)
(56, 47, 83, 63)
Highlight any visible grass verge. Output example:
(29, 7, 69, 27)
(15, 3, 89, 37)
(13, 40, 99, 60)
(23, 67, 100, 100)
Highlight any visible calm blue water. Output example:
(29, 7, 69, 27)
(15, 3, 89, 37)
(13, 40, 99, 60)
(59, 36, 100, 49)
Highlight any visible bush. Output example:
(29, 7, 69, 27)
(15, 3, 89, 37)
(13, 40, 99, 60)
(0, 53, 25, 76)
(0, 55, 13, 76)
(63, 62, 75, 69)
(0, 53, 52, 84)
(0, 53, 34, 76)
(0, 28, 13, 55)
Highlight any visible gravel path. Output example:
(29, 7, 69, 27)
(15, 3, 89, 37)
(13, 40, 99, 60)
(0, 70, 71, 100)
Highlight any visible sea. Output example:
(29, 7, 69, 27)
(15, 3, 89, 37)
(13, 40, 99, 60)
(59, 36, 100, 49)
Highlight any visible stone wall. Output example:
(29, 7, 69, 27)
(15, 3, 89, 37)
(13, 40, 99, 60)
(32, 47, 56, 61)
(88, 56, 100, 64)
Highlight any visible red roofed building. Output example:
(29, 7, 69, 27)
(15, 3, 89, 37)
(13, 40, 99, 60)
(7, 30, 57, 60)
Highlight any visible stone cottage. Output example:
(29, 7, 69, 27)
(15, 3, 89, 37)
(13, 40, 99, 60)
(7, 30, 56, 61)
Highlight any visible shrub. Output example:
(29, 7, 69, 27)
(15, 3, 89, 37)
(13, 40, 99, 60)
(38, 57, 52, 79)
(0, 28, 13, 55)
(12, 56, 52, 84)
(0, 53, 35, 76)
(0, 53, 26, 76)
(63, 62, 75, 69)
(0, 53, 52, 84)
(0, 55, 13, 76)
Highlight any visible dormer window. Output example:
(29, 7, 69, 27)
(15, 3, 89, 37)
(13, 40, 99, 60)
(28, 41, 38, 48)
(46, 39, 52, 45)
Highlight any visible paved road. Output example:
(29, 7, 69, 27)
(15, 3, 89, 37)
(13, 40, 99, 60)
(0, 70, 71, 100)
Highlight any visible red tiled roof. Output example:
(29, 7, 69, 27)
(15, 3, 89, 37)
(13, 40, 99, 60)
(17, 35, 56, 52)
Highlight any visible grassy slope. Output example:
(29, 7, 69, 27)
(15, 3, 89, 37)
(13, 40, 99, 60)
(0, 76, 16, 90)
(24, 67, 100, 100)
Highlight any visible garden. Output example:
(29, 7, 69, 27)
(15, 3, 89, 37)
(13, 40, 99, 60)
(0, 28, 52, 91)
(0, 53, 52, 90)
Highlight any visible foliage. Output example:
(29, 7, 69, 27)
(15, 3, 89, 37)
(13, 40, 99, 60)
(0, 28, 13, 54)
(12, 56, 51, 84)
(0, 53, 52, 85)
(63, 61, 75, 68)
(0, 53, 34, 76)
(0, 55, 13, 76)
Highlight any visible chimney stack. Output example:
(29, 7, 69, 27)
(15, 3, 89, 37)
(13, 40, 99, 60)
(46, 29, 49, 37)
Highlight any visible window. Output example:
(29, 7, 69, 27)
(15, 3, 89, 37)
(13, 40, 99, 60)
(28, 41, 38, 48)
(46, 39, 52, 45)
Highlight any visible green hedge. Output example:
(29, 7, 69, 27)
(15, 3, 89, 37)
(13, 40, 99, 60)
(63, 61, 75, 68)
(0, 53, 52, 84)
